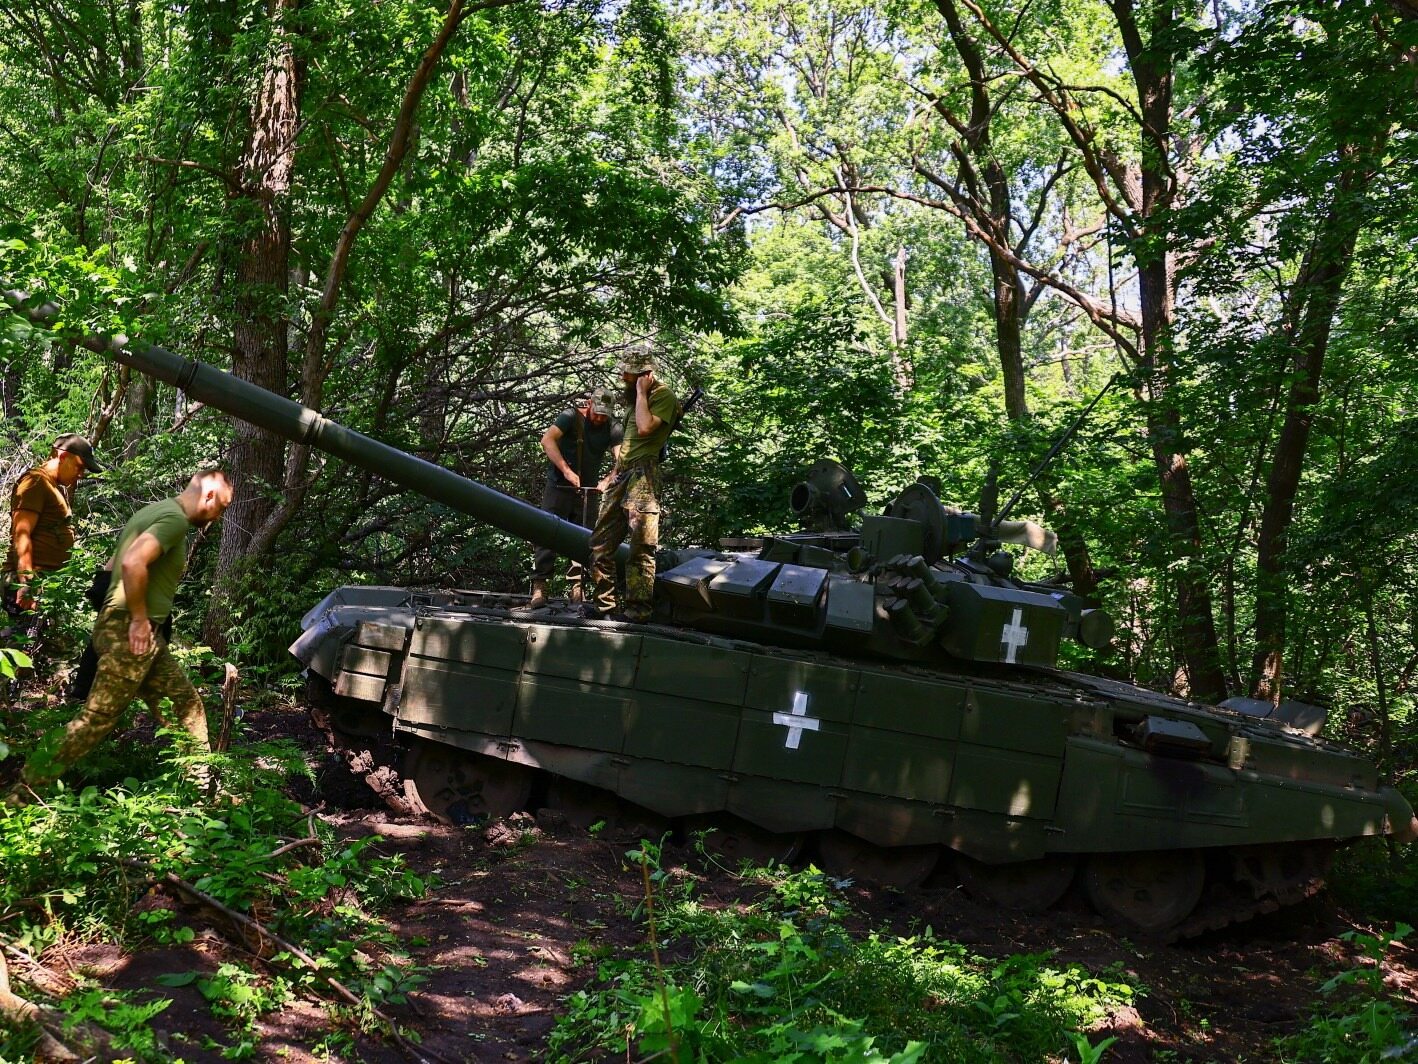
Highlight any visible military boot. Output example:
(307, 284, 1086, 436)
(527, 580, 549, 610)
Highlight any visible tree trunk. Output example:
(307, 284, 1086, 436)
(892, 246, 908, 345)
(122, 364, 154, 459)
(1113, 0, 1227, 702)
(1250, 170, 1369, 700)
(234, 0, 495, 567)
(934, 0, 1101, 599)
(991, 251, 1027, 421)
(204, 0, 302, 648)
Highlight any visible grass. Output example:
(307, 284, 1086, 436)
(0, 727, 430, 1062)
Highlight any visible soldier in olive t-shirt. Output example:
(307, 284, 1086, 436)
(103, 498, 192, 622)
(587, 346, 680, 622)
(10, 470, 234, 803)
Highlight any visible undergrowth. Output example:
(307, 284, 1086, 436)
(1276, 922, 1417, 1064)
(548, 838, 1136, 1063)
(1328, 829, 1418, 925)
(0, 738, 430, 1062)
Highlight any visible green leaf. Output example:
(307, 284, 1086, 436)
(729, 979, 775, 998)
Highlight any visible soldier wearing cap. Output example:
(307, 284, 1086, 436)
(587, 346, 680, 623)
(3, 434, 102, 647)
(530, 387, 623, 609)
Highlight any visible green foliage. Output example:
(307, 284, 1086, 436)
(0, 648, 31, 681)
(1277, 923, 1417, 1064)
(0, 742, 430, 1060)
(49, 983, 172, 1059)
(550, 857, 1135, 1062)
(181, 962, 293, 1060)
(1328, 832, 1418, 925)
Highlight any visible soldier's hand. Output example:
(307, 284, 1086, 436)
(636, 372, 655, 398)
(564, 470, 582, 489)
(129, 617, 153, 656)
(15, 586, 36, 611)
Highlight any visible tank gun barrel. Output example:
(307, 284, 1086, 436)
(2, 287, 609, 564)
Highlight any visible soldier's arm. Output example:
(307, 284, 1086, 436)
(10, 509, 38, 607)
(120, 532, 164, 655)
(599, 445, 622, 489)
(540, 424, 580, 487)
(634, 375, 663, 436)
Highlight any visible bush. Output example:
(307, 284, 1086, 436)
(1276, 923, 1417, 1064)
(549, 842, 1136, 1063)
(0, 741, 430, 1060)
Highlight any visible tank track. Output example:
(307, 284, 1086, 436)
(1165, 844, 1330, 942)
(1166, 876, 1325, 942)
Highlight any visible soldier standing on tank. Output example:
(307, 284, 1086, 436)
(587, 346, 679, 623)
(529, 387, 622, 610)
(3, 434, 103, 687)
(6, 467, 234, 805)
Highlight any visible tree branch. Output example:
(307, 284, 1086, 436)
(246, 0, 527, 558)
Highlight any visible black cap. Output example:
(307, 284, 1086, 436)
(53, 434, 103, 474)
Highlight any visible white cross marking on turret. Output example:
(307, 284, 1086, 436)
(772, 690, 820, 750)
(1000, 608, 1030, 663)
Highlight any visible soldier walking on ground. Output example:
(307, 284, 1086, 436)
(587, 347, 680, 623)
(2, 435, 102, 678)
(530, 387, 622, 609)
(6, 468, 234, 804)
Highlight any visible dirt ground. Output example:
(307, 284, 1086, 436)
(29, 703, 1418, 1062)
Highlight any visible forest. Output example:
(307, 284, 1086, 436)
(1, 0, 1416, 1060)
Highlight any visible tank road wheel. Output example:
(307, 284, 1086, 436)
(546, 778, 670, 841)
(1084, 850, 1206, 934)
(403, 739, 533, 827)
(818, 830, 939, 889)
(685, 814, 804, 868)
(954, 855, 1078, 912)
(1233, 843, 1332, 903)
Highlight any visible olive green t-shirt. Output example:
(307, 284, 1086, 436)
(618, 384, 679, 466)
(5, 467, 75, 573)
(104, 498, 193, 622)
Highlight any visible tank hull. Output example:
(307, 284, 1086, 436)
(298, 585, 1413, 935)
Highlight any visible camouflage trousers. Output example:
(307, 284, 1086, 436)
(589, 462, 661, 621)
(20, 607, 210, 791)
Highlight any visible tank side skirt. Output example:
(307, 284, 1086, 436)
(1052, 736, 1391, 853)
(315, 606, 1401, 867)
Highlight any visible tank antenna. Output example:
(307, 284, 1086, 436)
(993, 372, 1118, 527)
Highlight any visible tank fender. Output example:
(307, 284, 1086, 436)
(289, 596, 419, 678)
(1381, 786, 1418, 845)
(298, 585, 413, 630)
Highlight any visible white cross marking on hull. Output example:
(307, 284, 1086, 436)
(1000, 608, 1030, 663)
(772, 690, 820, 750)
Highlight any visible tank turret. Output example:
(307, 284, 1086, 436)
(661, 477, 1112, 667)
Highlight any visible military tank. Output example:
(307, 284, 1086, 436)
(5, 286, 1416, 939)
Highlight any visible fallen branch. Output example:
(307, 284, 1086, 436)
(0, 949, 85, 1063)
(265, 835, 321, 861)
(0, 944, 71, 997)
(118, 859, 448, 1064)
